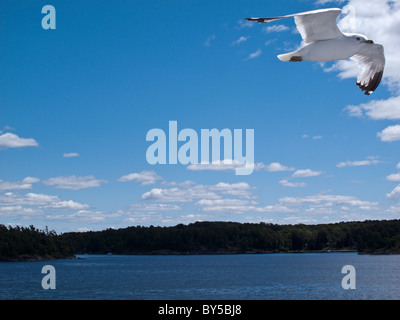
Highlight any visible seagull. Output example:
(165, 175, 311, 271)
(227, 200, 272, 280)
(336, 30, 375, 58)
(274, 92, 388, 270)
(245, 8, 385, 95)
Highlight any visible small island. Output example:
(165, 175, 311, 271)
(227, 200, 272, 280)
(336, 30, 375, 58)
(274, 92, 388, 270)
(1, 220, 400, 261)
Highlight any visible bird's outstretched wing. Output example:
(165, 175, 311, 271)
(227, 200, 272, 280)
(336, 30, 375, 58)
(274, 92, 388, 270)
(246, 8, 344, 44)
(351, 44, 385, 95)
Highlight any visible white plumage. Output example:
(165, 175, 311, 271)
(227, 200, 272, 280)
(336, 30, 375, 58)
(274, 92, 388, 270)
(246, 8, 385, 95)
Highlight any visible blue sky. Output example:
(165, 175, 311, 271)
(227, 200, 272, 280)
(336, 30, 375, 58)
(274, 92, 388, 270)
(1, 0, 400, 232)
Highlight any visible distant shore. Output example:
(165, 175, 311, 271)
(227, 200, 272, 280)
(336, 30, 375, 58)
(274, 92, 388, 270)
(3, 249, 400, 262)
(0, 254, 76, 262)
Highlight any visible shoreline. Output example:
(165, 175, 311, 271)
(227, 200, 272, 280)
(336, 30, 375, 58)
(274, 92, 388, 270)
(3, 249, 400, 262)
(77, 249, 359, 256)
(0, 254, 76, 262)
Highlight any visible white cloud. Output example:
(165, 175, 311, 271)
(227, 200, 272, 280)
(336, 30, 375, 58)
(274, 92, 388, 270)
(203, 34, 216, 47)
(312, 135, 323, 140)
(161, 180, 195, 187)
(46, 210, 111, 223)
(187, 160, 261, 173)
(0, 177, 40, 192)
(213, 182, 254, 198)
(263, 24, 289, 33)
(279, 179, 307, 188)
(345, 96, 400, 120)
(22, 177, 40, 184)
(237, 19, 254, 29)
(337, 157, 382, 168)
(397, 162, 400, 170)
(387, 185, 400, 200)
(279, 194, 378, 209)
(0, 133, 38, 149)
(63, 152, 80, 158)
(245, 49, 262, 61)
(141, 182, 254, 203)
(387, 173, 400, 181)
(129, 203, 182, 211)
(0, 205, 42, 217)
(302, 134, 323, 140)
(264, 162, 295, 172)
(292, 169, 322, 178)
(141, 186, 219, 203)
(187, 161, 294, 173)
(196, 198, 293, 214)
(118, 171, 162, 185)
(377, 125, 400, 142)
(43, 175, 107, 190)
(315, 0, 346, 5)
(124, 212, 208, 226)
(231, 36, 250, 46)
(0, 192, 90, 213)
(42, 200, 90, 211)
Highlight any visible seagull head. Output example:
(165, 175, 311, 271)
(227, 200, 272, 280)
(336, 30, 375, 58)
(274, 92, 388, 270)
(345, 33, 373, 44)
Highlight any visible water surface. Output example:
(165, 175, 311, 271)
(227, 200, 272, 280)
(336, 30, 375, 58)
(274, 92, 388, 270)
(0, 253, 399, 300)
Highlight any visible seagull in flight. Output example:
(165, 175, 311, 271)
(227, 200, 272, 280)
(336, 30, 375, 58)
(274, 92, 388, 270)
(245, 8, 385, 95)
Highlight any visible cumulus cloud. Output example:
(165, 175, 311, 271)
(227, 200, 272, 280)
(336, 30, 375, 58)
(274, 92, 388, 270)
(263, 24, 289, 33)
(292, 169, 322, 178)
(387, 185, 400, 200)
(245, 49, 262, 61)
(231, 36, 250, 46)
(46, 210, 112, 223)
(237, 19, 254, 29)
(43, 175, 107, 190)
(337, 157, 382, 168)
(187, 160, 261, 174)
(302, 134, 323, 140)
(279, 193, 378, 208)
(118, 171, 162, 185)
(377, 125, 400, 142)
(0, 177, 40, 192)
(129, 203, 182, 211)
(0, 205, 42, 217)
(315, 0, 346, 5)
(279, 179, 307, 188)
(141, 182, 254, 203)
(195, 198, 294, 214)
(187, 160, 292, 173)
(263, 162, 295, 172)
(63, 153, 80, 158)
(0, 133, 38, 149)
(345, 96, 400, 120)
(0, 192, 90, 217)
(387, 173, 400, 182)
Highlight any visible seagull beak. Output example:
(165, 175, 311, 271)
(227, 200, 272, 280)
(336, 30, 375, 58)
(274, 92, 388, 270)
(362, 40, 374, 44)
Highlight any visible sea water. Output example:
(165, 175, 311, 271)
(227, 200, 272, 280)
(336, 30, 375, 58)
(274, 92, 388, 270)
(0, 253, 399, 300)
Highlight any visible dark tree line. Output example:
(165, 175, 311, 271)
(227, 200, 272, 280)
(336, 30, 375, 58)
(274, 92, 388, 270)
(1, 220, 400, 260)
(62, 220, 400, 255)
(0, 225, 73, 260)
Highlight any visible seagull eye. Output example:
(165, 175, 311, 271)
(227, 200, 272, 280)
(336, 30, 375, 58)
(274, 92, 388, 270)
(356, 37, 361, 40)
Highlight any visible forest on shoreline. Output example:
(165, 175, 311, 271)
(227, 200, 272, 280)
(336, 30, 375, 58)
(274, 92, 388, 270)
(1, 220, 400, 261)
